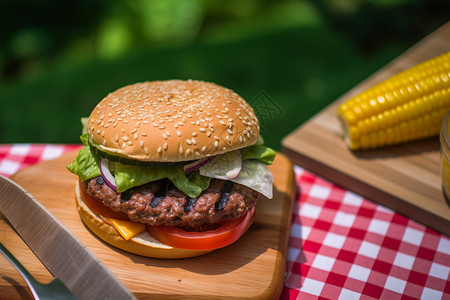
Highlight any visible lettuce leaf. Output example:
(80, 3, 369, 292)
(241, 144, 276, 165)
(188, 171, 211, 191)
(109, 161, 209, 198)
(231, 160, 273, 199)
(67, 134, 276, 198)
(66, 134, 101, 181)
(199, 150, 274, 199)
(199, 151, 242, 180)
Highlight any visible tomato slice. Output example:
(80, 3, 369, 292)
(79, 180, 129, 221)
(146, 207, 255, 251)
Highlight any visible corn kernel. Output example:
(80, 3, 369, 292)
(338, 51, 450, 150)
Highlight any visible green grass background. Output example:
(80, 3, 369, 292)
(0, 0, 448, 150)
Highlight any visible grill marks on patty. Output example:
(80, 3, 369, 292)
(84, 177, 259, 230)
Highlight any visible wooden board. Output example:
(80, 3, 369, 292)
(0, 151, 295, 299)
(282, 22, 450, 236)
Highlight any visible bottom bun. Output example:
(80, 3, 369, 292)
(75, 183, 212, 258)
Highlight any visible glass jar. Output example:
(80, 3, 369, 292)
(440, 110, 450, 207)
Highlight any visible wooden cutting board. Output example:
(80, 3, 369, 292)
(0, 151, 295, 299)
(282, 22, 450, 236)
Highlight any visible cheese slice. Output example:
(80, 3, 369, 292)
(106, 218, 146, 240)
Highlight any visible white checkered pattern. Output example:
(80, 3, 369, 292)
(283, 166, 450, 299)
(0, 145, 448, 299)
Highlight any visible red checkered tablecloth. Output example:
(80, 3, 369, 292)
(1, 144, 449, 299)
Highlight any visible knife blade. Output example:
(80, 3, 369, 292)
(0, 175, 136, 300)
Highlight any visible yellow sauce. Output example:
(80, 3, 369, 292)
(440, 112, 450, 207)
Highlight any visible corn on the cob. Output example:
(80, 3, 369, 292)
(338, 51, 450, 150)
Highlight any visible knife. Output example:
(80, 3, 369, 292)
(0, 175, 136, 300)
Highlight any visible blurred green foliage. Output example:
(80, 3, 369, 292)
(0, 0, 448, 149)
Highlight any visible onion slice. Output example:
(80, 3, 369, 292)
(184, 157, 214, 173)
(99, 157, 117, 191)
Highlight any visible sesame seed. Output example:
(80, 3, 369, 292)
(177, 131, 181, 137)
(239, 136, 243, 142)
(143, 120, 150, 124)
(179, 146, 184, 154)
(103, 140, 106, 146)
(192, 138, 196, 145)
(220, 120, 226, 126)
(141, 132, 147, 136)
(153, 123, 159, 127)
(186, 149, 192, 155)
(144, 147, 149, 155)
(222, 147, 227, 151)
(140, 140, 144, 148)
(159, 125, 166, 129)
(227, 129, 233, 135)
(121, 128, 125, 133)
(122, 143, 126, 149)
(97, 130, 101, 134)
(207, 132, 212, 137)
(157, 147, 162, 153)
(127, 141, 133, 146)
(122, 136, 128, 141)
(214, 141, 219, 148)
(186, 139, 192, 145)
(192, 132, 197, 137)
(163, 143, 168, 150)
(201, 146, 207, 152)
(214, 136, 219, 140)
(216, 115, 221, 119)
(194, 151, 200, 157)
(131, 128, 137, 134)
(162, 133, 168, 139)
(199, 127, 206, 132)
(226, 136, 231, 143)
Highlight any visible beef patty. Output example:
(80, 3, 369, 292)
(82, 177, 259, 230)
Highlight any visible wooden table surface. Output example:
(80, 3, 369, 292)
(282, 22, 450, 236)
(0, 151, 295, 299)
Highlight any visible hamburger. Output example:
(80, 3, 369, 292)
(67, 80, 275, 258)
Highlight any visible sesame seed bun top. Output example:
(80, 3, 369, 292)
(88, 80, 260, 162)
